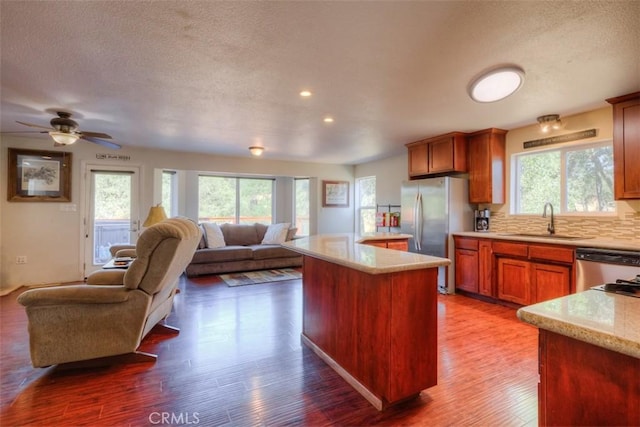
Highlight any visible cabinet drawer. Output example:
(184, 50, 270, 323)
(454, 237, 479, 251)
(387, 240, 409, 251)
(529, 245, 574, 264)
(493, 241, 528, 257)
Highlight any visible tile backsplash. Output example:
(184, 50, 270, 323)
(489, 211, 640, 241)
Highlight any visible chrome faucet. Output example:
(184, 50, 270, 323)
(542, 202, 555, 235)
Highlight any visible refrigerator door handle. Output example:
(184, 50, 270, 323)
(416, 193, 423, 251)
(413, 193, 420, 251)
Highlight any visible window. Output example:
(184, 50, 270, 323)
(356, 176, 376, 233)
(198, 176, 274, 224)
(294, 178, 310, 236)
(162, 170, 177, 216)
(513, 141, 614, 214)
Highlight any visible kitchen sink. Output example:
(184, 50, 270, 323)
(498, 233, 593, 240)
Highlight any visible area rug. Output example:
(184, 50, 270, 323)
(219, 268, 302, 287)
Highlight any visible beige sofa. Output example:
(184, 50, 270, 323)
(185, 223, 303, 277)
(17, 217, 201, 368)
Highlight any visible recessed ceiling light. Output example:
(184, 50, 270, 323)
(300, 90, 312, 97)
(323, 117, 334, 123)
(468, 66, 525, 103)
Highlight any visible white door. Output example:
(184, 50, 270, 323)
(84, 165, 140, 277)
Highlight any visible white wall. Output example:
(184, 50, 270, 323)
(354, 153, 407, 206)
(0, 135, 354, 293)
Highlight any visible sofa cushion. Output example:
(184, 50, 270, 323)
(221, 224, 260, 246)
(255, 223, 268, 242)
(251, 244, 300, 260)
(202, 222, 226, 248)
(261, 223, 291, 244)
(286, 227, 297, 241)
(190, 246, 253, 264)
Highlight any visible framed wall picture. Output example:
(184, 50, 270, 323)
(322, 180, 349, 207)
(7, 148, 72, 202)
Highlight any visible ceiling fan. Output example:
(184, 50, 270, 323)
(13, 111, 121, 149)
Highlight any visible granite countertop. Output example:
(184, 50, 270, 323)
(282, 233, 450, 275)
(517, 290, 640, 359)
(453, 231, 640, 251)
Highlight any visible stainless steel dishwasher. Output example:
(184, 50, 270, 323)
(576, 247, 640, 292)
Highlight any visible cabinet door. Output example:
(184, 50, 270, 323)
(467, 128, 506, 204)
(532, 263, 571, 303)
(497, 258, 530, 305)
(478, 240, 493, 296)
(408, 143, 429, 177)
(387, 240, 409, 251)
(429, 137, 454, 172)
(455, 248, 479, 293)
(608, 93, 640, 199)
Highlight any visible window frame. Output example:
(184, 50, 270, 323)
(511, 140, 615, 216)
(355, 176, 376, 234)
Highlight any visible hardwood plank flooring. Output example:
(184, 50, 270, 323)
(1, 274, 538, 426)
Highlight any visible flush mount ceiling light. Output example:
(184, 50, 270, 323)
(299, 90, 312, 97)
(537, 114, 564, 133)
(49, 131, 80, 145)
(323, 116, 334, 123)
(249, 146, 264, 156)
(468, 66, 525, 103)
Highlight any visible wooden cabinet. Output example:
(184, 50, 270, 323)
(466, 128, 507, 204)
(454, 237, 493, 296)
(478, 240, 493, 296)
(497, 257, 531, 305)
(406, 132, 467, 178)
(539, 330, 640, 426)
(455, 237, 574, 305)
(606, 92, 640, 200)
(361, 239, 409, 251)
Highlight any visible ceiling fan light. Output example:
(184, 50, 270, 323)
(468, 66, 525, 103)
(49, 131, 80, 145)
(249, 146, 264, 156)
(537, 114, 563, 133)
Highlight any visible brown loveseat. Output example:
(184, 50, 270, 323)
(185, 223, 303, 277)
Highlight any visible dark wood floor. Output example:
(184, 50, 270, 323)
(1, 274, 539, 426)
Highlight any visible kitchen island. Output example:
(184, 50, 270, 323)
(517, 290, 640, 426)
(282, 233, 450, 410)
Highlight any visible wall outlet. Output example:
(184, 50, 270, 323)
(16, 256, 27, 264)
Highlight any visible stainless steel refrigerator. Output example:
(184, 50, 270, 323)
(401, 176, 473, 294)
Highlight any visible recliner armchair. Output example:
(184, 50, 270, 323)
(17, 217, 201, 368)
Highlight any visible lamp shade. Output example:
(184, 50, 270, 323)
(49, 131, 80, 145)
(143, 205, 167, 227)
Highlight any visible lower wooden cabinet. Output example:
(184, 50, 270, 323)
(361, 239, 409, 251)
(497, 258, 531, 305)
(455, 236, 574, 305)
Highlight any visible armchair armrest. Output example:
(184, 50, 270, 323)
(86, 269, 126, 285)
(115, 248, 137, 258)
(17, 285, 132, 307)
(109, 244, 136, 258)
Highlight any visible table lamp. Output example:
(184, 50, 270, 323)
(143, 204, 167, 227)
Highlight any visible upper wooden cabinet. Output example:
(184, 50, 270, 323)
(466, 128, 507, 204)
(606, 92, 640, 200)
(406, 132, 467, 178)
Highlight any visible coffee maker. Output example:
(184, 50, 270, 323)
(474, 209, 490, 232)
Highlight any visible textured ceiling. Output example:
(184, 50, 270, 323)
(1, 1, 639, 164)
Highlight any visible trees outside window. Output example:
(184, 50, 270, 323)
(198, 176, 273, 224)
(513, 141, 614, 214)
(356, 176, 376, 233)
(294, 178, 310, 236)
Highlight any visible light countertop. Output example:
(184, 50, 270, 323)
(356, 232, 412, 242)
(282, 233, 450, 275)
(453, 231, 640, 251)
(517, 290, 640, 359)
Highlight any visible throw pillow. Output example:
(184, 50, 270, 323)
(261, 222, 291, 244)
(202, 222, 226, 248)
(286, 227, 298, 241)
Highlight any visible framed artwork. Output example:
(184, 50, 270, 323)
(322, 180, 349, 207)
(7, 148, 72, 202)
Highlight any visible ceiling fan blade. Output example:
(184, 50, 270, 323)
(81, 131, 112, 139)
(0, 130, 48, 134)
(16, 121, 53, 130)
(81, 135, 121, 150)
